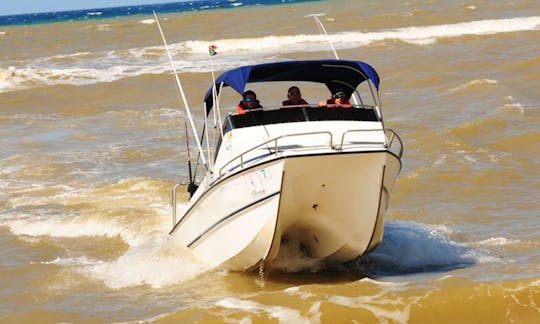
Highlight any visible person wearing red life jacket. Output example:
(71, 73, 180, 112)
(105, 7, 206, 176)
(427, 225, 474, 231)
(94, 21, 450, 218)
(282, 86, 309, 107)
(319, 90, 351, 108)
(236, 90, 263, 114)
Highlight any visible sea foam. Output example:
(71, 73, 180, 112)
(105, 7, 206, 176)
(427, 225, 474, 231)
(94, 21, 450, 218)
(216, 297, 310, 322)
(175, 16, 540, 54)
(139, 18, 155, 25)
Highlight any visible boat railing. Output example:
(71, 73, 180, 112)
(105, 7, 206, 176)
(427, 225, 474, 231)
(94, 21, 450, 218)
(338, 129, 387, 149)
(338, 128, 403, 158)
(218, 128, 403, 178)
(218, 131, 334, 177)
(384, 129, 404, 158)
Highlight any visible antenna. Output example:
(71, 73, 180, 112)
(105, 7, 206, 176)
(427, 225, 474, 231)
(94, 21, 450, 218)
(153, 11, 208, 171)
(306, 13, 361, 106)
(305, 13, 339, 59)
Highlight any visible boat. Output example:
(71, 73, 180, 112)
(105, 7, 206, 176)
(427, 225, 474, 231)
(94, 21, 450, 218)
(169, 59, 403, 272)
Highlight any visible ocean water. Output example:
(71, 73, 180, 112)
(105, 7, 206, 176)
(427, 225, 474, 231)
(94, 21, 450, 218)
(1, 0, 540, 322)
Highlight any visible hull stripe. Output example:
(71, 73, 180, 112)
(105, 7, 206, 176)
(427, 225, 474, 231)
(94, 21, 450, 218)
(187, 190, 280, 248)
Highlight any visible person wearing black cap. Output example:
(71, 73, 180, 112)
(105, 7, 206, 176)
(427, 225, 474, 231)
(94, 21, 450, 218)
(319, 90, 351, 108)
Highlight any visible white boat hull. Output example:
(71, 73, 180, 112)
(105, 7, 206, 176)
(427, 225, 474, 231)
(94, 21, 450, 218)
(171, 149, 400, 271)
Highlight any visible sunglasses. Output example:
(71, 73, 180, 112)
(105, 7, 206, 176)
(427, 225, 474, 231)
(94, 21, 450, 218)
(288, 92, 300, 96)
(245, 97, 256, 103)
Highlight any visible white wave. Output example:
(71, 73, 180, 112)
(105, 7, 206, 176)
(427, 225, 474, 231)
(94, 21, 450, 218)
(283, 286, 317, 301)
(175, 16, 540, 54)
(0, 64, 166, 93)
(33, 256, 101, 266)
(503, 102, 525, 115)
(216, 297, 310, 322)
(140, 18, 155, 25)
(2, 214, 140, 243)
(448, 79, 498, 93)
(328, 294, 411, 323)
(477, 237, 520, 246)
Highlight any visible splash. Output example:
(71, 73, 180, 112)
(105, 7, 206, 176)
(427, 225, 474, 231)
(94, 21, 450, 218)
(0, 177, 213, 289)
(2, 208, 214, 288)
(357, 220, 478, 275)
(82, 234, 213, 289)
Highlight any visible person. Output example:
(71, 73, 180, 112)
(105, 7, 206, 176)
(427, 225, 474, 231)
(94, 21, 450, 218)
(282, 86, 309, 106)
(319, 90, 351, 108)
(236, 90, 263, 114)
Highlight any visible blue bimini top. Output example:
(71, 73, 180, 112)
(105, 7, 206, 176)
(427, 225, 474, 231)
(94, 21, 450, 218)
(203, 59, 380, 114)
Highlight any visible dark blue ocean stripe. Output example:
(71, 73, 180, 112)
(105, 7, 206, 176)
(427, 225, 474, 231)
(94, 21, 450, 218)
(0, 0, 320, 26)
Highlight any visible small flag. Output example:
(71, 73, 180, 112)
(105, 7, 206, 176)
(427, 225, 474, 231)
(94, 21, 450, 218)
(208, 45, 218, 56)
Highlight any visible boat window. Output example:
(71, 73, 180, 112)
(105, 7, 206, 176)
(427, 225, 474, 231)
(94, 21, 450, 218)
(223, 106, 379, 133)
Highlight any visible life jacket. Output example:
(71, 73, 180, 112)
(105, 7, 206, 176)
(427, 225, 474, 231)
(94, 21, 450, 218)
(282, 99, 309, 106)
(325, 98, 351, 108)
(236, 100, 262, 114)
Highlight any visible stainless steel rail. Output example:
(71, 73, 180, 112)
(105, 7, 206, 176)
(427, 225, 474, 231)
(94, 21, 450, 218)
(384, 129, 404, 158)
(218, 131, 334, 176)
(339, 129, 387, 149)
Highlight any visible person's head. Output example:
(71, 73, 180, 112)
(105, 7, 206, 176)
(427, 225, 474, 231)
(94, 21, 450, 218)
(242, 90, 258, 108)
(332, 91, 348, 104)
(287, 86, 303, 105)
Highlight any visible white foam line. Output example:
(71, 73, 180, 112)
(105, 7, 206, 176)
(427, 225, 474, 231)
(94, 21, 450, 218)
(140, 18, 155, 25)
(216, 297, 309, 322)
(329, 294, 411, 323)
(448, 79, 498, 93)
(477, 237, 521, 246)
(176, 16, 540, 53)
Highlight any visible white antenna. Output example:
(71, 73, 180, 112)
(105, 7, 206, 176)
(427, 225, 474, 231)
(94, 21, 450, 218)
(305, 13, 339, 59)
(306, 13, 361, 106)
(153, 11, 208, 171)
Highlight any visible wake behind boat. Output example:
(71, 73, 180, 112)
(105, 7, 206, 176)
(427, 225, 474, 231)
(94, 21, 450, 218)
(169, 59, 403, 272)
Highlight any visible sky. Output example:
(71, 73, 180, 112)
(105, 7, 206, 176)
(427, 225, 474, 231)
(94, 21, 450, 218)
(0, 0, 185, 16)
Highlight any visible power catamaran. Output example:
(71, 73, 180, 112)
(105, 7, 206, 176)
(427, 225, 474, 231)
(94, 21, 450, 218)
(170, 59, 403, 272)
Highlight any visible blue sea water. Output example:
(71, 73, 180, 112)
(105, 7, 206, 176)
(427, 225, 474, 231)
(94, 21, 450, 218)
(0, 0, 318, 26)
